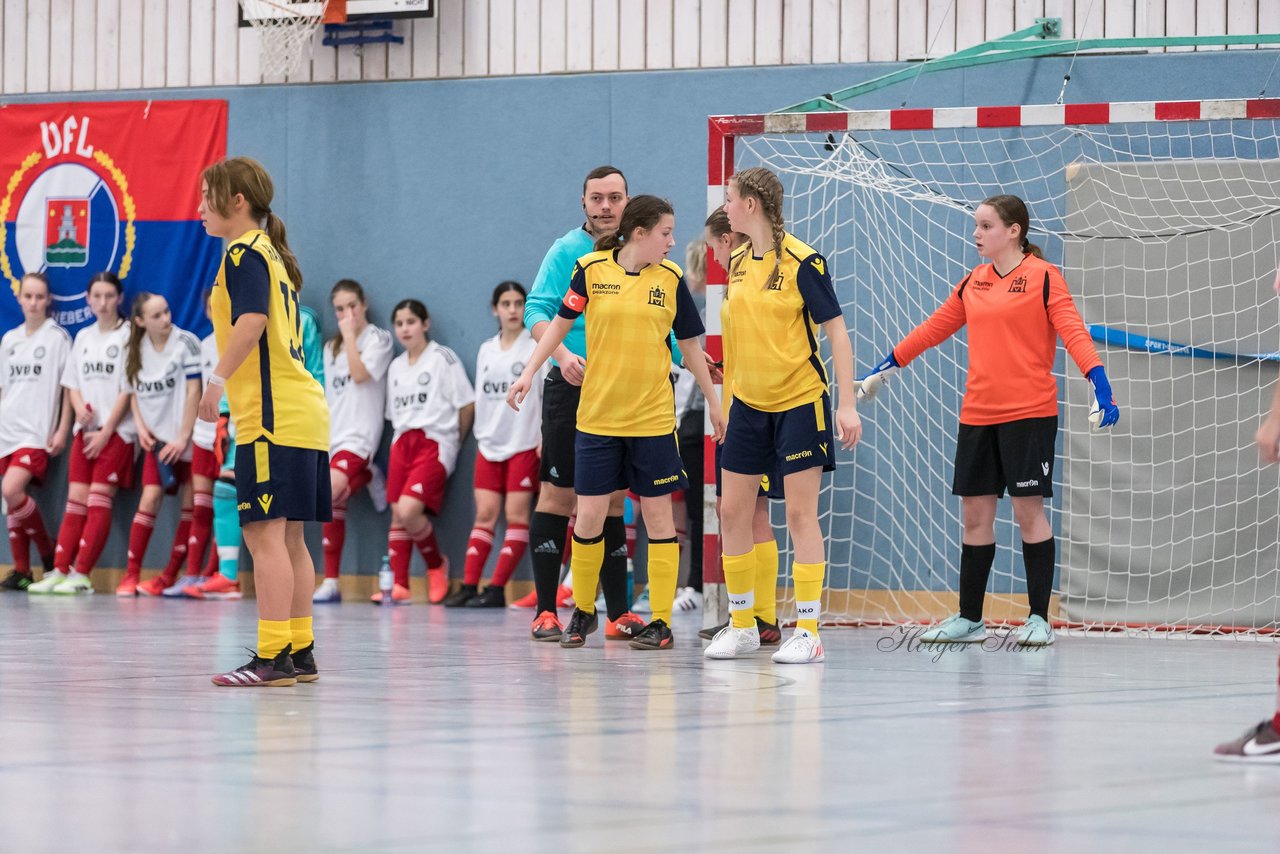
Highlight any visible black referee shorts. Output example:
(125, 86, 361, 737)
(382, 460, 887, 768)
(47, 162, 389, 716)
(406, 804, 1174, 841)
(538, 367, 580, 489)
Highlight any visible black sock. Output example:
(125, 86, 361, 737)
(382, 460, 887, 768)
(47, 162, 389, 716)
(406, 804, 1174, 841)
(1022, 537, 1056, 620)
(529, 512, 569, 614)
(601, 515, 629, 621)
(958, 543, 997, 622)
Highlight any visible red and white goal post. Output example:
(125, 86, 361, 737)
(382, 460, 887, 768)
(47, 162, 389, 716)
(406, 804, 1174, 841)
(703, 98, 1280, 636)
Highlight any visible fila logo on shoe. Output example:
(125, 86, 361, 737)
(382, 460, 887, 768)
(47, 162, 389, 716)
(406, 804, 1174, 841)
(1041, 462, 1050, 476)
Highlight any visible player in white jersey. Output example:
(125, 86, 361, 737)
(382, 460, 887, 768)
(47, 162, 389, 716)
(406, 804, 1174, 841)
(117, 293, 202, 597)
(0, 273, 72, 591)
(313, 280, 394, 604)
(382, 298, 475, 604)
(29, 272, 136, 595)
(445, 282, 542, 609)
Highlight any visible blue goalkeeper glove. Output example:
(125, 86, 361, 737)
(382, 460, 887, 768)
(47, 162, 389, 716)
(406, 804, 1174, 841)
(1086, 366, 1120, 430)
(857, 351, 901, 402)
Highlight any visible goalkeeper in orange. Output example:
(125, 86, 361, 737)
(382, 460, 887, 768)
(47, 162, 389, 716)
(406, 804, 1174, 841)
(859, 194, 1120, 647)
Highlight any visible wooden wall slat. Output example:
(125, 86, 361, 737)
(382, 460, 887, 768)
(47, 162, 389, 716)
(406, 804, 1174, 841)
(513, 0, 541, 75)
(490, 0, 516, 76)
(784, 0, 813, 65)
(71, 0, 97, 92)
(26, 0, 52, 93)
(839, 0, 869, 62)
(672, 0, 700, 68)
(648, 0, 675, 70)
(811, 0, 840, 63)
(755, 0, 783, 66)
(566, 0, 593, 72)
(701, 0, 729, 67)
(619, 0, 646, 70)
(541, 0, 568, 74)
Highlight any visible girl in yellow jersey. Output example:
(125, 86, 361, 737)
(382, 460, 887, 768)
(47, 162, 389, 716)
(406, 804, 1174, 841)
(697, 206, 785, 646)
(705, 167, 861, 665)
(198, 157, 331, 687)
(508, 195, 725, 651)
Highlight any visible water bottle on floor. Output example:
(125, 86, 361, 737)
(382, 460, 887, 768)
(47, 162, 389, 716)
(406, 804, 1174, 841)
(378, 555, 392, 606)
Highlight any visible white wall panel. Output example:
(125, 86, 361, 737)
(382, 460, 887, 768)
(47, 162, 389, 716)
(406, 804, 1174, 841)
(0, 0, 1275, 93)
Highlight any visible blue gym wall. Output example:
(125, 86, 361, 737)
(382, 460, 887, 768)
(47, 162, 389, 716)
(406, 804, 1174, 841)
(4, 47, 1278, 584)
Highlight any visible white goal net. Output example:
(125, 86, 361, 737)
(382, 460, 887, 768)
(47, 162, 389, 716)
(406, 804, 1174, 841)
(714, 101, 1280, 634)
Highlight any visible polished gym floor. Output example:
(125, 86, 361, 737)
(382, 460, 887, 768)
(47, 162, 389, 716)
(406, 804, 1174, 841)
(2, 594, 1278, 854)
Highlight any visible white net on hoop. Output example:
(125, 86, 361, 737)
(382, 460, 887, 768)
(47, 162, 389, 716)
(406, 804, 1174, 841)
(240, 0, 329, 78)
(729, 110, 1280, 635)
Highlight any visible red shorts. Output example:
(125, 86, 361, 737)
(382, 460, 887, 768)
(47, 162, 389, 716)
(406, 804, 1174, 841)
(330, 450, 373, 495)
(67, 432, 136, 489)
(141, 451, 191, 494)
(0, 448, 49, 484)
(191, 444, 220, 481)
(473, 448, 540, 495)
(387, 430, 448, 516)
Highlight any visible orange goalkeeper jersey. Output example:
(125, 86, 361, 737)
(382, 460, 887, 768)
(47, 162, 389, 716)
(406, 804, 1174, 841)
(892, 254, 1102, 426)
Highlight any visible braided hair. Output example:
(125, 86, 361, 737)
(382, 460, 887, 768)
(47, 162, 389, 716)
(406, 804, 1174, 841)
(728, 167, 786, 288)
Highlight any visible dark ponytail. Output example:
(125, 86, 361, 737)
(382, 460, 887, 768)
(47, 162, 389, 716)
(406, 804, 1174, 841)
(593, 195, 675, 253)
(125, 292, 157, 387)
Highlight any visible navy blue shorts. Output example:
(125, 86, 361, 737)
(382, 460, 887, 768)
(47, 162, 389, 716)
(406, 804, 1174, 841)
(235, 440, 333, 524)
(720, 393, 835, 478)
(714, 439, 782, 499)
(574, 431, 687, 497)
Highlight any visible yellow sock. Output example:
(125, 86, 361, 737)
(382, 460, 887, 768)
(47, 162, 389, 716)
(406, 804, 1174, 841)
(290, 616, 314, 651)
(793, 561, 826, 635)
(570, 533, 605, 615)
(753, 539, 779, 625)
(257, 619, 292, 659)
(723, 550, 756, 629)
(646, 538, 679, 623)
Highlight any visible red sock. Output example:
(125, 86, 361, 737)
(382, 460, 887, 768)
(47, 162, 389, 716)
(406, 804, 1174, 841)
(6, 505, 30, 574)
(490, 524, 529, 587)
(187, 492, 214, 575)
(125, 511, 157, 577)
(54, 499, 87, 572)
(625, 520, 637, 559)
(11, 495, 53, 562)
(462, 526, 495, 585)
(389, 526, 412, 588)
(204, 536, 219, 577)
(322, 506, 347, 579)
(74, 494, 114, 576)
(412, 523, 443, 570)
(159, 510, 192, 583)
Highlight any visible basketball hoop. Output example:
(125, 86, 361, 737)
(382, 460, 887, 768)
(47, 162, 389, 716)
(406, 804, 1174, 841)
(238, 0, 335, 78)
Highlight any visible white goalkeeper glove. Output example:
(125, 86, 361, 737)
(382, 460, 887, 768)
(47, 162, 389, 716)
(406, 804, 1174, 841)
(857, 352, 901, 403)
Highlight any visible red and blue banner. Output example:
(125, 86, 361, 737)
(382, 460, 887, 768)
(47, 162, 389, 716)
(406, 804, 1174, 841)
(0, 100, 227, 337)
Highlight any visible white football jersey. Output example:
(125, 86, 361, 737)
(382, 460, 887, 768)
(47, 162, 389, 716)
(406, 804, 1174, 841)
(324, 323, 393, 459)
(192, 332, 220, 451)
(0, 318, 71, 458)
(61, 320, 136, 443)
(385, 340, 475, 475)
(126, 327, 201, 456)
(473, 330, 543, 462)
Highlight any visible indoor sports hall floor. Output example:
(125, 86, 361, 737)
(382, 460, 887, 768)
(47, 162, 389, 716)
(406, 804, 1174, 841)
(2, 597, 1278, 853)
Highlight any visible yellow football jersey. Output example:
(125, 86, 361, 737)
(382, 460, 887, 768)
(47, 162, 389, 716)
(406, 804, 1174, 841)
(211, 229, 329, 451)
(558, 250, 704, 437)
(724, 232, 842, 412)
